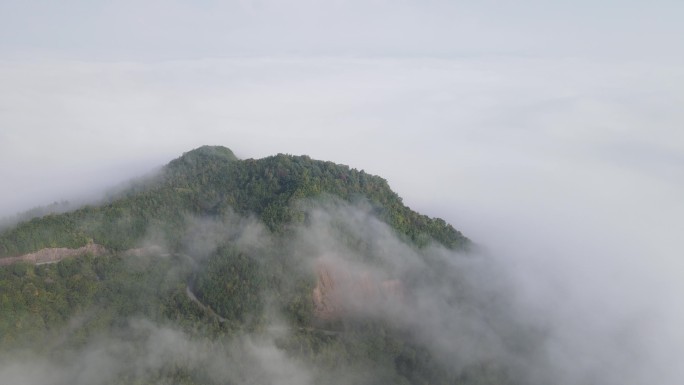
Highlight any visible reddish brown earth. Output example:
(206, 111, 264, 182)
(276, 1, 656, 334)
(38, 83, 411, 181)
(0, 242, 107, 266)
(312, 258, 404, 320)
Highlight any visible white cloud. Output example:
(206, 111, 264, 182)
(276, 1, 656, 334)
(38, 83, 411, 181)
(0, 1, 683, 381)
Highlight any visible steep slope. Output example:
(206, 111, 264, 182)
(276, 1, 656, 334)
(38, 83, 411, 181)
(0, 145, 468, 258)
(0, 146, 526, 385)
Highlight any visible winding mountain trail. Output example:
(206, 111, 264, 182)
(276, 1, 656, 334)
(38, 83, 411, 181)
(185, 284, 228, 323)
(2, 243, 345, 335)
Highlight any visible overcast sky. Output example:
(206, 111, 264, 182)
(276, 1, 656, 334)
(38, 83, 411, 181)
(1, 1, 683, 383)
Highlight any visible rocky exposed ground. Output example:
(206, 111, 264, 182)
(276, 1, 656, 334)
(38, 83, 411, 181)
(0, 242, 106, 266)
(313, 258, 403, 320)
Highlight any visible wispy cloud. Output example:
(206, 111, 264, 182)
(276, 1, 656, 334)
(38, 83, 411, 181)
(1, 1, 682, 382)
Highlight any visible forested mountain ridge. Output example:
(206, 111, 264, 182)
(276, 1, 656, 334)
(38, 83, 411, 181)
(0, 145, 467, 258)
(0, 146, 526, 385)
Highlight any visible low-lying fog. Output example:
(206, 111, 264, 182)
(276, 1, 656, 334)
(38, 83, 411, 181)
(1, 1, 682, 383)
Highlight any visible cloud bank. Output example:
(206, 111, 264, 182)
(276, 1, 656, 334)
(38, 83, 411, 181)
(3, 197, 680, 384)
(0, 2, 682, 382)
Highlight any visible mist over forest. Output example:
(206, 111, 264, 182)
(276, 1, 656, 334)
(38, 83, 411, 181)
(1, 1, 683, 384)
(0, 147, 680, 384)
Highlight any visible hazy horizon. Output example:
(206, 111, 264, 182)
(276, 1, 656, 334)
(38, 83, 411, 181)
(1, 1, 683, 383)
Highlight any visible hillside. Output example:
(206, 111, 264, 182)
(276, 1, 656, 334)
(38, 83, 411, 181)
(0, 146, 530, 385)
(0, 145, 467, 258)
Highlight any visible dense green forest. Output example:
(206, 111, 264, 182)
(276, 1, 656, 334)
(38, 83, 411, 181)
(0, 146, 523, 385)
(0, 146, 467, 257)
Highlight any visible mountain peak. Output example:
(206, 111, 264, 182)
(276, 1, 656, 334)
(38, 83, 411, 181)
(164, 145, 238, 176)
(0, 146, 469, 257)
(180, 145, 238, 162)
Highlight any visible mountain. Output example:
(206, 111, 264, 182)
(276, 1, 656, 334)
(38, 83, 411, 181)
(0, 145, 467, 258)
(0, 146, 526, 385)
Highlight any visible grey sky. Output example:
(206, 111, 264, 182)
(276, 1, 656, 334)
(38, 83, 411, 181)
(1, 1, 683, 383)
(1, 1, 683, 60)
